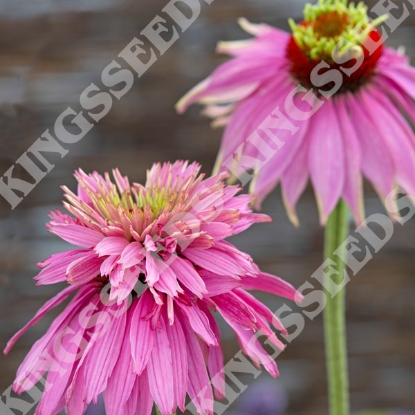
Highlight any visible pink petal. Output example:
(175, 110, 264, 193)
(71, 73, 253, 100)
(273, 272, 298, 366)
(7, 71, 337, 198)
(184, 247, 244, 277)
(48, 224, 104, 247)
(176, 303, 218, 347)
(308, 99, 345, 224)
(334, 98, 364, 224)
(147, 317, 175, 415)
(105, 302, 137, 415)
(4, 284, 79, 355)
(168, 256, 207, 298)
(347, 93, 394, 199)
(164, 314, 188, 411)
(67, 252, 102, 285)
(130, 289, 155, 375)
(83, 301, 127, 403)
(124, 370, 153, 415)
(95, 236, 130, 257)
(241, 272, 300, 302)
(178, 310, 214, 415)
(118, 241, 145, 268)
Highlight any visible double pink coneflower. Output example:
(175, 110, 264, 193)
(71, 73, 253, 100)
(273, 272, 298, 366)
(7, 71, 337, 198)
(5, 161, 300, 415)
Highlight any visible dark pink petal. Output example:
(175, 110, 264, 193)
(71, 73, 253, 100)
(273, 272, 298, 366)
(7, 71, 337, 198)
(235, 289, 287, 335)
(231, 321, 279, 378)
(168, 256, 207, 298)
(184, 247, 244, 277)
(66, 252, 102, 285)
(124, 370, 153, 415)
(164, 314, 188, 411)
(4, 284, 79, 355)
(176, 302, 218, 346)
(199, 303, 226, 400)
(200, 271, 241, 296)
(12, 285, 98, 393)
(105, 301, 137, 415)
(48, 223, 104, 247)
(130, 289, 155, 375)
(212, 293, 256, 330)
(241, 272, 300, 302)
(83, 301, 127, 403)
(178, 310, 214, 415)
(95, 236, 130, 257)
(147, 317, 175, 415)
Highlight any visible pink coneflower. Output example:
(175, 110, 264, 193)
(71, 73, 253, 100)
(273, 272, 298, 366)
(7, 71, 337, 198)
(177, 0, 415, 225)
(5, 161, 300, 415)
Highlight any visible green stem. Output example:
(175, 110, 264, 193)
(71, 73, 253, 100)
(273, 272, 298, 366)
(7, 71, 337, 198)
(323, 199, 350, 415)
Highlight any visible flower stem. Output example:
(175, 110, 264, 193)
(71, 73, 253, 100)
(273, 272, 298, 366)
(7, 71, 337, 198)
(323, 199, 350, 415)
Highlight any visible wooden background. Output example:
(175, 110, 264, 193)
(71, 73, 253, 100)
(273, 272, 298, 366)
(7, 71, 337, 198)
(0, 0, 414, 413)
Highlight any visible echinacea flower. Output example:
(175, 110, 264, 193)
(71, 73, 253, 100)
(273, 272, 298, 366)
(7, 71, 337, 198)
(177, 0, 415, 225)
(4, 161, 300, 415)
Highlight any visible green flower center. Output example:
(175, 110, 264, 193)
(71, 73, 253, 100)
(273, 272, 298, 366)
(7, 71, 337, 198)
(286, 0, 388, 95)
(288, 0, 387, 62)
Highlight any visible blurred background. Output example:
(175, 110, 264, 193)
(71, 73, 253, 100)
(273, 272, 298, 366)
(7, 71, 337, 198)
(0, 0, 414, 414)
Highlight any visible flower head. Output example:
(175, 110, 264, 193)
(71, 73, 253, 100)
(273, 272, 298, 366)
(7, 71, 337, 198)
(177, 0, 415, 225)
(5, 161, 300, 415)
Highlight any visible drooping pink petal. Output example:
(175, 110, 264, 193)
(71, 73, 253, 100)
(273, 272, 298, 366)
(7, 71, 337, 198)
(164, 313, 188, 411)
(334, 97, 364, 224)
(48, 224, 104, 247)
(104, 301, 137, 415)
(130, 289, 155, 375)
(308, 99, 345, 224)
(176, 302, 218, 346)
(241, 272, 300, 302)
(147, 317, 175, 415)
(179, 310, 214, 415)
(168, 256, 208, 298)
(4, 285, 79, 355)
